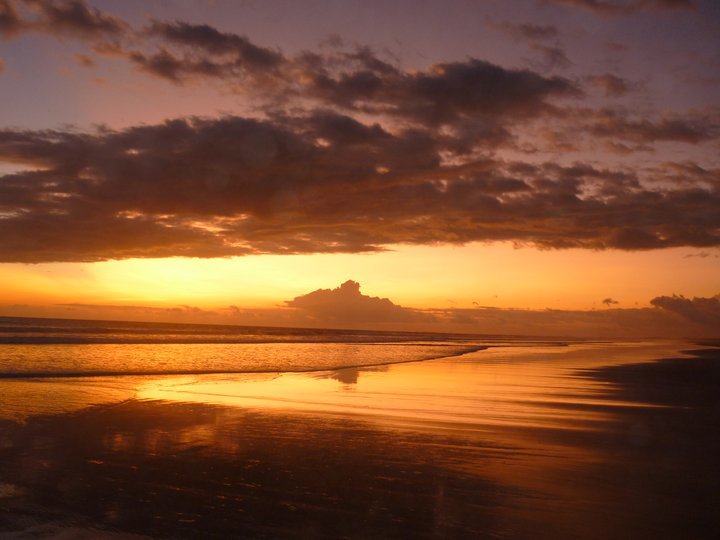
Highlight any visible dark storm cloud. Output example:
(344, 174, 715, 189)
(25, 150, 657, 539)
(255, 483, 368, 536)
(285, 280, 432, 324)
(545, 0, 696, 15)
(1, 112, 720, 262)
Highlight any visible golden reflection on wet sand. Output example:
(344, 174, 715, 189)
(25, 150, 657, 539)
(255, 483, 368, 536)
(1, 340, 718, 539)
(136, 341, 678, 432)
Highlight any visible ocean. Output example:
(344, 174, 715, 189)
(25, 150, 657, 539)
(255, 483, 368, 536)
(0, 316, 497, 378)
(0, 315, 569, 422)
(1, 316, 718, 538)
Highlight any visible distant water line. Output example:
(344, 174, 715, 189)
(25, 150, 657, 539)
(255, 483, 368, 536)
(0, 316, 507, 378)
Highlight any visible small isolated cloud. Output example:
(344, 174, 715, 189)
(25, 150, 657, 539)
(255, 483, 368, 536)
(602, 297, 619, 306)
(285, 280, 432, 325)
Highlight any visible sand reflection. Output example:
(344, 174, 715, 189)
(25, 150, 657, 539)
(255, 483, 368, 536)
(2, 341, 716, 539)
(135, 341, 679, 433)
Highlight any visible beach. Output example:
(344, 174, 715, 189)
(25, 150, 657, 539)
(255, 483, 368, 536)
(2, 0, 719, 537)
(1, 337, 718, 539)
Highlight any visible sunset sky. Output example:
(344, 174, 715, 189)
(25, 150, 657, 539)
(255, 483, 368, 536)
(0, 0, 718, 336)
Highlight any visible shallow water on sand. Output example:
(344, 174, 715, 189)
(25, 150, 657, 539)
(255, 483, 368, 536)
(1, 337, 718, 539)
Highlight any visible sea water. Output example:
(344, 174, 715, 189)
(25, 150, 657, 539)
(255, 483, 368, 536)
(0, 316, 490, 378)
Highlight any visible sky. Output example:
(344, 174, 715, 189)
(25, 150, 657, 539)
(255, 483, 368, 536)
(0, 0, 718, 337)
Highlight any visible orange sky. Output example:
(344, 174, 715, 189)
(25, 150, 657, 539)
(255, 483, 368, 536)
(0, 0, 718, 336)
(0, 244, 717, 311)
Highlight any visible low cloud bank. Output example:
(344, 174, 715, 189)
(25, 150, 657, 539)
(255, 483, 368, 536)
(285, 280, 432, 325)
(2, 282, 718, 338)
(650, 294, 720, 326)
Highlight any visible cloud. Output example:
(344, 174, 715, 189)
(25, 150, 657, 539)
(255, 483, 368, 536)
(0, 0, 22, 39)
(544, 0, 696, 15)
(587, 108, 720, 144)
(4, 288, 718, 338)
(492, 21, 569, 70)
(602, 297, 619, 306)
(650, 294, 720, 326)
(0, 1, 717, 262)
(126, 34, 579, 128)
(146, 20, 284, 69)
(285, 280, 432, 325)
(529, 42, 571, 70)
(1, 0, 128, 40)
(44, 301, 309, 328)
(301, 57, 579, 127)
(70, 12, 578, 129)
(74, 52, 94, 68)
(440, 297, 719, 338)
(493, 22, 560, 42)
(586, 74, 632, 97)
(30, 0, 127, 38)
(126, 20, 284, 83)
(1, 113, 719, 262)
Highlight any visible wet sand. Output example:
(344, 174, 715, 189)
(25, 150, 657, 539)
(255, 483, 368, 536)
(0, 341, 718, 539)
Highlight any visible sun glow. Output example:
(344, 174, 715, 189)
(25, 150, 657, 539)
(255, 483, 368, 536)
(1, 244, 717, 320)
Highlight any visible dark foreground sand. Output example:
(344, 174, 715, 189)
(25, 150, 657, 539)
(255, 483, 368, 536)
(0, 342, 718, 539)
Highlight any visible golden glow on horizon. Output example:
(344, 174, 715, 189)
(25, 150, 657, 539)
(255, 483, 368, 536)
(1, 243, 718, 316)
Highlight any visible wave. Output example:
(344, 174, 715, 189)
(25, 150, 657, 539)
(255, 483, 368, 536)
(0, 343, 488, 380)
(0, 336, 479, 345)
(0, 316, 484, 345)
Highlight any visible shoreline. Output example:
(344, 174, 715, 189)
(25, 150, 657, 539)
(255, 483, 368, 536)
(0, 344, 490, 381)
(1, 341, 718, 538)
